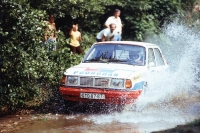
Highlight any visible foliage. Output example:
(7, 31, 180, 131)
(121, 0, 182, 40)
(180, 0, 198, 11)
(27, 0, 185, 40)
(28, 0, 121, 33)
(0, 0, 194, 114)
(0, 1, 86, 114)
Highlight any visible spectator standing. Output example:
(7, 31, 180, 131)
(96, 23, 117, 42)
(69, 24, 84, 54)
(190, 2, 200, 27)
(104, 9, 122, 41)
(44, 14, 57, 50)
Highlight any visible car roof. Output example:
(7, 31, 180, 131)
(95, 41, 158, 47)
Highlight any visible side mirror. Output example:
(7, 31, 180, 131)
(148, 62, 155, 67)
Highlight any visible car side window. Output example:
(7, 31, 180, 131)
(148, 48, 156, 66)
(154, 48, 165, 66)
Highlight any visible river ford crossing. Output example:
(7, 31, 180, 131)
(1, 17, 200, 133)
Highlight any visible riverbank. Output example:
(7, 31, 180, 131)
(153, 118, 200, 133)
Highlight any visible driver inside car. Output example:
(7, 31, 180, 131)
(129, 51, 142, 65)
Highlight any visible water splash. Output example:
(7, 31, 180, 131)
(87, 20, 200, 131)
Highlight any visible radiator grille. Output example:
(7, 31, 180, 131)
(80, 77, 93, 86)
(79, 77, 110, 87)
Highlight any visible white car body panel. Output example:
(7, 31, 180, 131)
(62, 41, 169, 91)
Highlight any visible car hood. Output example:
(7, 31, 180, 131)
(64, 63, 147, 78)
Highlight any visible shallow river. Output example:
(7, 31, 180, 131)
(1, 86, 200, 133)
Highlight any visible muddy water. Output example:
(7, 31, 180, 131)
(0, 93, 200, 133)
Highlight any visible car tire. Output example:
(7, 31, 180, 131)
(116, 104, 125, 113)
(64, 100, 77, 112)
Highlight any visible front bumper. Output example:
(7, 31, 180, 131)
(59, 86, 142, 104)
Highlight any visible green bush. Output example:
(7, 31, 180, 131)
(0, 0, 191, 114)
(0, 1, 94, 114)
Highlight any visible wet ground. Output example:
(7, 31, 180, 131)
(0, 89, 200, 133)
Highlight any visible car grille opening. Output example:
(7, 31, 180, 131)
(80, 77, 93, 86)
(79, 77, 109, 88)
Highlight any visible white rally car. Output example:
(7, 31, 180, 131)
(59, 41, 169, 106)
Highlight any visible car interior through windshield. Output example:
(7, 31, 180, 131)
(83, 44, 146, 66)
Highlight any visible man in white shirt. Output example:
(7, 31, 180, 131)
(96, 23, 117, 42)
(104, 9, 122, 41)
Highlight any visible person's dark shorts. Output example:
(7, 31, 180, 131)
(70, 45, 84, 54)
(96, 38, 101, 42)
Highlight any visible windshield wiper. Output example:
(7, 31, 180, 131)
(107, 59, 127, 62)
(84, 58, 127, 63)
(83, 59, 109, 63)
(84, 59, 100, 62)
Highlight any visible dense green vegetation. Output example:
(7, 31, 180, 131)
(0, 0, 198, 115)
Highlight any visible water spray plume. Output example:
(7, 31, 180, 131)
(88, 18, 200, 132)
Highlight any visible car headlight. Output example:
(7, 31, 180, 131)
(125, 79, 132, 89)
(67, 76, 78, 85)
(110, 78, 124, 88)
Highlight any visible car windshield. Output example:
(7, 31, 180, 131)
(82, 43, 146, 66)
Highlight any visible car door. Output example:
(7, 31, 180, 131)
(147, 47, 168, 72)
